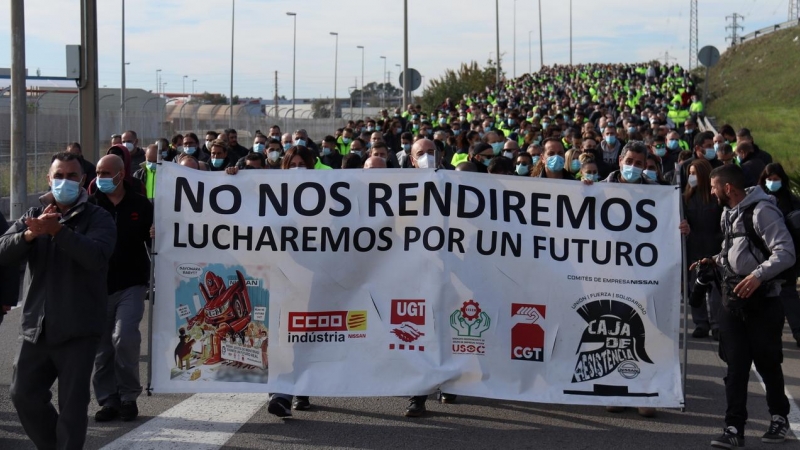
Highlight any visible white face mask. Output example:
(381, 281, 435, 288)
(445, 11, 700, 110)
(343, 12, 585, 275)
(688, 174, 698, 188)
(205, 140, 213, 149)
(124, 142, 134, 152)
(416, 153, 435, 169)
(503, 151, 514, 159)
(268, 151, 281, 162)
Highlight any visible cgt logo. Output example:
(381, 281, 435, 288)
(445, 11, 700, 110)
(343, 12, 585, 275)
(389, 299, 426, 351)
(288, 311, 367, 332)
(511, 303, 546, 362)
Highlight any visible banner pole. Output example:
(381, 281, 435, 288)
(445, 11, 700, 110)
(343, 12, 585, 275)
(145, 219, 156, 395)
(678, 185, 689, 412)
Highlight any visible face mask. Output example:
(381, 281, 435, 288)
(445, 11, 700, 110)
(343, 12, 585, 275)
(296, 139, 307, 147)
(51, 178, 81, 204)
(570, 160, 581, 172)
(211, 158, 224, 168)
(688, 174, 698, 188)
(531, 156, 541, 166)
(416, 153, 435, 169)
(508, 119, 516, 126)
(376, 126, 381, 131)
(714, 143, 721, 152)
(454, 129, 461, 136)
(667, 139, 679, 150)
(366, 127, 374, 132)
(439, 118, 446, 125)
(413, 124, 420, 130)
(124, 142, 134, 152)
(205, 140, 213, 149)
(542, 123, 550, 130)
(604, 135, 617, 145)
(766, 180, 782, 192)
(584, 173, 599, 182)
(484, 126, 492, 133)
(628, 127, 637, 134)
(402, 143, 412, 153)
(289, 166, 305, 170)
(351, 150, 363, 158)
(146, 162, 157, 171)
(396, 127, 403, 134)
(704, 148, 716, 160)
(253, 143, 266, 153)
(685, 129, 694, 134)
(283, 143, 292, 151)
(546, 155, 565, 172)
(503, 151, 514, 159)
(161, 151, 168, 158)
(97, 173, 121, 193)
(515, 164, 529, 175)
(322, 147, 331, 156)
(491, 142, 504, 155)
(184, 146, 195, 155)
(621, 164, 643, 182)
(643, 169, 658, 181)
(655, 146, 667, 157)
(366, 142, 373, 150)
(268, 151, 281, 162)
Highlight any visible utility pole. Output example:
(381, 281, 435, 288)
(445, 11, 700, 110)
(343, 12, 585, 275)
(229, 0, 235, 128)
(80, 0, 100, 164)
(513, 0, 516, 78)
(725, 13, 745, 47)
(538, 0, 544, 69)
(689, 0, 698, 70)
(659, 51, 677, 66)
(790, 0, 800, 20)
(402, 0, 409, 108)
(274, 71, 279, 118)
(120, 0, 125, 132)
(11, 0, 27, 219)
(495, 0, 501, 85)
(569, 0, 573, 65)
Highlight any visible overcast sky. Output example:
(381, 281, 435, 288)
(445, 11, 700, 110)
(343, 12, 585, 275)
(0, 0, 791, 99)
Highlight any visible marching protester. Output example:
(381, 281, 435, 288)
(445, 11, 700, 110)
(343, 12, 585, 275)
(693, 164, 794, 448)
(91, 155, 154, 423)
(133, 144, 159, 201)
(1, 153, 117, 449)
(65, 142, 97, 190)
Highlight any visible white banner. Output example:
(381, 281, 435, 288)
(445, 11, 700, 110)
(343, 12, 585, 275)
(152, 163, 683, 407)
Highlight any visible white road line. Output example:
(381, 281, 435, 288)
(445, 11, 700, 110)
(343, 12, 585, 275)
(100, 393, 269, 450)
(752, 365, 800, 438)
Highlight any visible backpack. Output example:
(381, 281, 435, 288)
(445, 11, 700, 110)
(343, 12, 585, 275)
(740, 202, 800, 281)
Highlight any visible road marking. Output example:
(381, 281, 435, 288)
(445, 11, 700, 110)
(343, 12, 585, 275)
(752, 365, 800, 438)
(100, 393, 269, 450)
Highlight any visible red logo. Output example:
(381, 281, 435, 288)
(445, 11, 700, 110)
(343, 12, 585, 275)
(288, 311, 348, 332)
(511, 303, 546, 362)
(130, 212, 139, 221)
(389, 299, 425, 351)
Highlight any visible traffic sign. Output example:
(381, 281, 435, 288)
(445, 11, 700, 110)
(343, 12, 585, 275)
(698, 46, 720, 67)
(399, 68, 422, 91)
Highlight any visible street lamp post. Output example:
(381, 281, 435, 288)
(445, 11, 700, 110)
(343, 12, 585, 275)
(513, 0, 516, 78)
(287, 12, 297, 119)
(121, 0, 126, 131)
(357, 45, 365, 118)
(330, 32, 338, 124)
(192, 79, 197, 95)
(229, 0, 235, 128)
(183, 75, 188, 96)
(395, 64, 401, 107)
(538, 0, 544, 68)
(569, 0, 572, 65)
(528, 30, 533, 74)
(380, 56, 387, 108)
(495, 0, 501, 85)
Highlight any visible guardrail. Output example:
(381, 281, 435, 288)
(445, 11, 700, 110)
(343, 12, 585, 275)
(739, 18, 799, 44)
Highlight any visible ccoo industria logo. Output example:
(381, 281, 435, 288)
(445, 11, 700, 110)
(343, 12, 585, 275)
(571, 299, 652, 383)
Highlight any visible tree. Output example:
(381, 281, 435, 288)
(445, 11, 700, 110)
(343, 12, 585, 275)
(197, 91, 240, 105)
(421, 61, 500, 112)
(350, 82, 402, 106)
(312, 99, 331, 118)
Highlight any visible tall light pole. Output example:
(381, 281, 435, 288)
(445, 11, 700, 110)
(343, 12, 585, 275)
(156, 69, 161, 95)
(120, 0, 126, 132)
(357, 45, 365, 118)
(229, 0, 235, 128)
(192, 79, 197, 95)
(528, 30, 533, 74)
(330, 32, 338, 122)
(402, 0, 409, 108)
(538, 0, 544, 68)
(513, 0, 516, 78)
(495, 0, 501, 85)
(287, 12, 297, 119)
(182, 75, 188, 96)
(569, 0, 573, 65)
(380, 56, 387, 108)
(395, 64, 401, 107)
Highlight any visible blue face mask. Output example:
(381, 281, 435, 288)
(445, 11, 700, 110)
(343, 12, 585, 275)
(542, 123, 550, 130)
(96, 175, 119, 194)
(643, 169, 658, 181)
(376, 126, 381, 131)
(766, 180, 782, 192)
(351, 150, 363, 158)
(704, 147, 716, 160)
(211, 158, 224, 168)
(516, 164, 529, 175)
(491, 142, 504, 155)
(484, 126, 492, 133)
(570, 160, 581, 172)
(628, 127, 637, 134)
(161, 151, 168, 158)
(283, 143, 292, 151)
(667, 139, 679, 150)
(52, 178, 81, 204)
(621, 164, 643, 182)
(454, 129, 461, 136)
(184, 146, 196, 155)
(508, 119, 516, 126)
(584, 173, 599, 182)
(342, 137, 352, 144)
(605, 135, 617, 145)
(546, 154, 565, 172)
(403, 143, 411, 152)
(531, 156, 541, 166)
(396, 127, 403, 134)
(296, 139, 307, 147)
(655, 146, 667, 157)
(146, 162, 157, 172)
(253, 143, 266, 153)
(322, 147, 331, 156)
(713, 143, 721, 152)
(482, 157, 491, 167)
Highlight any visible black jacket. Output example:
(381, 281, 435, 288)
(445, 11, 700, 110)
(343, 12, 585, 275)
(130, 147, 146, 168)
(93, 183, 153, 294)
(740, 155, 766, 188)
(230, 143, 250, 161)
(684, 192, 723, 263)
(79, 158, 97, 190)
(0, 190, 116, 345)
(0, 211, 20, 309)
(320, 152, 343, 170)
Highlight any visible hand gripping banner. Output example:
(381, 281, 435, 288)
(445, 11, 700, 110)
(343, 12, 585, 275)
(152, 163, 683, 407)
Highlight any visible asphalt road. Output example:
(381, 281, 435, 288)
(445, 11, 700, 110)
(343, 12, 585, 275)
(1, 303, 800, 450)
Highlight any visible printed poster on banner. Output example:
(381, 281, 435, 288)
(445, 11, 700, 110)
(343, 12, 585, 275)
(169, 263, 269, 385)
(389, 299, 428, 352)
(450, 300, 491, 356)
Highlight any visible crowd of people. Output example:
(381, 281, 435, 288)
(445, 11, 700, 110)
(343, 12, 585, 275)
(1, 61, 798, 449)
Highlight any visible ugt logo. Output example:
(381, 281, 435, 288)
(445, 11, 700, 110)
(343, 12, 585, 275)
(450, 300, 491, 337)
(389, 299, 425, 351)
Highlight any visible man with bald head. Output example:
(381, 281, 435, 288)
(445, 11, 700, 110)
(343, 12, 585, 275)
(363, 156, 387, 169)
(91, 154, 153, 423)
(133, 144, 159, 201)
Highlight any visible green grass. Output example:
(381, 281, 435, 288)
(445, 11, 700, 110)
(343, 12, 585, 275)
(703, 27, 800, 176)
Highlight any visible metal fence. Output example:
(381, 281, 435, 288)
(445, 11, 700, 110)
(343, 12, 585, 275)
(738, 18, 799, 44)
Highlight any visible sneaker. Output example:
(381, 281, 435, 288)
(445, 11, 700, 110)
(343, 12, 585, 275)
(94, 405, 119, 422)
(711, 426, 744, 448)
(292, 396, 311, 411)
(439, 393, 457, 404)
(404, 396, 426, 417)
(605, 406, 626, 413)
(692, 326, 709, 338)
(712, 328, 720, 342)
(637, 407, 656, 418)
(762, 415, 789, 443)
(267, 397, 292, 418)
(119, 401, 139, 421)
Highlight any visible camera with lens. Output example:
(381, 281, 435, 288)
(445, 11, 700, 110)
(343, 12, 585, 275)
(690, 260, 718, 308)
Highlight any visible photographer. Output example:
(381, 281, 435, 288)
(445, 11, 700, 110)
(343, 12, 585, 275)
(694, 164, 795, 448)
